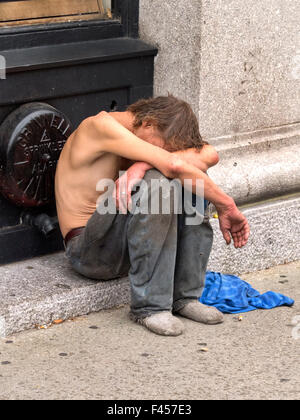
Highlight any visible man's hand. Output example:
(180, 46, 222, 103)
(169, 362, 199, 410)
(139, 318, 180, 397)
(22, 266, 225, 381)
(114, 162, 152, 212)
(217, 203, 250, 248)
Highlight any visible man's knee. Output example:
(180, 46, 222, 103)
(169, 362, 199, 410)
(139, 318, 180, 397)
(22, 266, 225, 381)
(142, 169, 169, 184)
(137, 169, 181, 215)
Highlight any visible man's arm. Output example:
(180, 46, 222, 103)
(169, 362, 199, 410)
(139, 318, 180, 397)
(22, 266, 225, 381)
(115, 145, 218, 210)
(89, 112, 217, 189)
(172, 145, 219, 173)
(92, 113, 224, 206)
(89, 112, 250, 248)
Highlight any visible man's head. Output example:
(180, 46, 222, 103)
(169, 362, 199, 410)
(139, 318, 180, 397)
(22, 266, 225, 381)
(127, 95, 207, 151)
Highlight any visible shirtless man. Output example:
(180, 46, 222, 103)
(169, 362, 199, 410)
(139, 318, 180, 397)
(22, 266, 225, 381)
(55, 95, 250, 336)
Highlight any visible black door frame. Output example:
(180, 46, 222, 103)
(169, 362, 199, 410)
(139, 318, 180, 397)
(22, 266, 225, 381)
(0, 0, 140, 50)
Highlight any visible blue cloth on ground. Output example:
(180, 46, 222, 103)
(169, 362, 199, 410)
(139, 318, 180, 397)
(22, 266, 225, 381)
(200, 271, 294, 314)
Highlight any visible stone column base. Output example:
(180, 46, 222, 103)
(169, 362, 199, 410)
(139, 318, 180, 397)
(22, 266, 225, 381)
(208, 123, 300, 205)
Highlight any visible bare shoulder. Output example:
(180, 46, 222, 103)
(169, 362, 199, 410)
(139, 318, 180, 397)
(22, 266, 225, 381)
(68, 112, 113, 168)
(71, 111, 115, 147)
(87, 111, 125, 140)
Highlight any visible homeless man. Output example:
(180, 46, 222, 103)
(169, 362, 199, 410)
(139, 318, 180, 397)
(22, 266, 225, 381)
(55, 95, 250, 336)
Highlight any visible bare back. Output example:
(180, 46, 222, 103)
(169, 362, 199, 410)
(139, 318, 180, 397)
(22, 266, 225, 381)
(55, 114, 129, 238)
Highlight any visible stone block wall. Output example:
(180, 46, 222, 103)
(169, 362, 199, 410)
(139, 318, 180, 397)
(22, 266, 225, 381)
(139, 0, 300, 269)
(140, 0, 300, 139)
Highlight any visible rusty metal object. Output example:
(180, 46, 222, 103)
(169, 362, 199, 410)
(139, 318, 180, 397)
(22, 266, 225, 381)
(0, 103, 72, 207)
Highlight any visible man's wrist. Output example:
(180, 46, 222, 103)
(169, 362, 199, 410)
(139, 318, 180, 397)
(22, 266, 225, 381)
(135, 162, 153, 171)
(214, 195, 236, 213)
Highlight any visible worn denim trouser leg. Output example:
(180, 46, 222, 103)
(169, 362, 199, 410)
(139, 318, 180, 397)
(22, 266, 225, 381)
(65, 210, 131, 281)
(65, 169, 213, 319)
(172, 216, 214, 313)
(127, 169, 179, 318)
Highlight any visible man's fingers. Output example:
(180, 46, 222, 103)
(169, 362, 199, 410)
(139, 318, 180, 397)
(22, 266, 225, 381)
(116, 179, 127, 213)
(127, 185, 133, 211)
(232, 232, 239, 248)
(240, 222, 250, 247)
(244, 223, 250, 242)
(222, 229, 231, 245)
(234, 223, 250, 248)
(113, 182, 118, 208)
(114, 181, 126, 212)
(238, 231, 244, 248)
(232, 232, 240, 248)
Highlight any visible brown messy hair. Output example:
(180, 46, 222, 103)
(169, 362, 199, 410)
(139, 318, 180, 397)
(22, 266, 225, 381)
(127, 95, 207, 152)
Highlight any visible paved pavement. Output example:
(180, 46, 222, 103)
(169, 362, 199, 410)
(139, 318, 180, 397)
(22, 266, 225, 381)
(0, 261, 299, 400)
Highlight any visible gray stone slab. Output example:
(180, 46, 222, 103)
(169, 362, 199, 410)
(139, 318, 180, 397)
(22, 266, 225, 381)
(209, 122, 300, 151)
(0, 255, 130, 337)
(208, 132, 300, 205)
(198, 0, 300, 138)
(139, 0, 202, 117)
(0, 195, 299, 337)
(140, 0, 300, 139)
(209, 195, 300, 275)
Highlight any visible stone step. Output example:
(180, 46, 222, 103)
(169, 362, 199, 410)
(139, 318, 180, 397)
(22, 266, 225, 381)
(209, 193, 300, 274)
(0, 194, 299, 337)
(0, 256, 130, 338)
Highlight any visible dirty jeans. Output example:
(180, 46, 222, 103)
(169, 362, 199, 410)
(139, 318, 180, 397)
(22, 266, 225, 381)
(66, 169, 213, 318)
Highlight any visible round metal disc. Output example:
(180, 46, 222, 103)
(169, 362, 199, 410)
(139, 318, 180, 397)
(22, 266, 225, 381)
(0, 103, 72, 207)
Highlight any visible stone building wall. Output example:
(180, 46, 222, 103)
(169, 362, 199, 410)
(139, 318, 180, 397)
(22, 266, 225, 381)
(140, 0, 300, 139)
(139, 0, 300, 271)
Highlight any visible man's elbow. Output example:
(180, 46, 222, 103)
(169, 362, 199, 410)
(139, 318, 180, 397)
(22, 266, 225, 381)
(206, 146, 220, 169)
(209, 149, 220, 167)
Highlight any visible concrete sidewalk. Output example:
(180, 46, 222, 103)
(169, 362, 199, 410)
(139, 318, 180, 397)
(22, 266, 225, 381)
(0, 261, 299, 400)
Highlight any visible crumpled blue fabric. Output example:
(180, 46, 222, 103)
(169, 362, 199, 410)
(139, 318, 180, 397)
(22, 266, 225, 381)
(200, 271, 294, 314)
